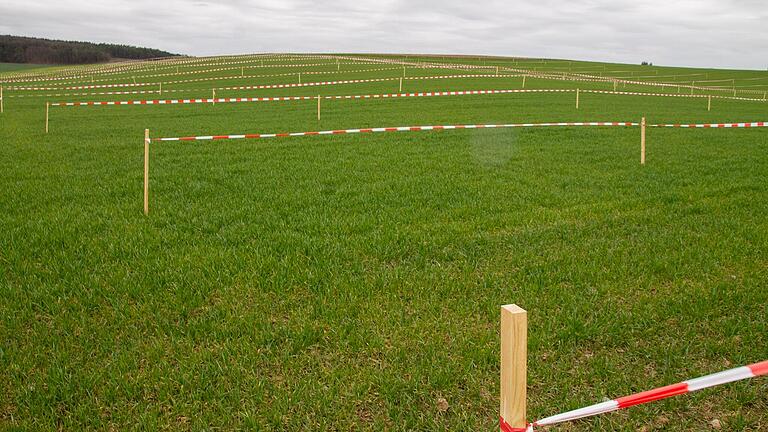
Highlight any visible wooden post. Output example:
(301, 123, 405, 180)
(144, 129, 150, 215)
(399, 77, 403, 93)
(576, 88, 580, 109)
(613, 80, 617, 91)
(317, 95, 321, 120)
(708, 95, 711, 111)
(500, 304, 527, 431)
(496, 66, 499, 76)
(641, 117, 646, 165)
(159, 82, 162, 96)
(522, 75, 526, 89)
(212, 89, 216, 106)
(241, 66, 244, 77)
(45, 102, 49, 133)
(403, 65, 406, 77)
(299, 73, 301, 84)
(0, 85, 3, 114)
(133, 76, 136, 84)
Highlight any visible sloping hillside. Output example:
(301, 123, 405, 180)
(0, 35, 179, 64)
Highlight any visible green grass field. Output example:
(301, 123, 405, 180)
(0, 63, 51, 73)
(1, 54, 767, 431)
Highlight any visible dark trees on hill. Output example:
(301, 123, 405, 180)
(0, 35, 179, 64)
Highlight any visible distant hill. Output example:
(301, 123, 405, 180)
(0, 35, 180, 65)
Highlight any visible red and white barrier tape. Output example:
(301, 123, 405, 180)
(49, 86, 768, 108)
(49, 88, 562, 107)
(0, 62, 382, 85)
(9, 66, 489, 90)
(651, 122, 767, 128)
(151, 122, 638, 142)
(214, 74, 512, 91)
(0, 55, 354, 83)
(500, 360, 767, 432)
(7, 82, 154, 91)
(10, 90, 162, 98)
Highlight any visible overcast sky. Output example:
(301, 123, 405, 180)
(2, 0, 766, 70)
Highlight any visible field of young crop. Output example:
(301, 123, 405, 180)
(1, 54, 767, 431)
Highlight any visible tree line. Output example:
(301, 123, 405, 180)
(0, 35, 179, 65)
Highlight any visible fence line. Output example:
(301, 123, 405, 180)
(47, 87, 767, 108)
(150, 121, 639, 142)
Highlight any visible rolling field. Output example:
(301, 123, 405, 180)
(1, 54, 767, 431)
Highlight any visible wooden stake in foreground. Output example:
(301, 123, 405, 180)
(159, 82, 162, 96)
(522, 75, 526, 89)
(45, 102, 49, 133)
(399, 77, 403, 93)
(708, 95, 712, 111)
(212, 89, 216, 106)
(500, 304, 527, 431)
(317, 94, 321, 120)
(641, 117, 646, 165)
(144, 129, 150, 215)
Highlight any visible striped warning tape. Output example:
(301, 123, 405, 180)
(151, 122, 639, 142)
(215, 74, 518, 91)
(48, 87, 767, 108)
(48, 56, 345, 78)
(5, 66, 406, 90)
(501, 360, 768, 432)
(48, 88, 564, 107)
(0, 55, 304, 81)
(7, 82, 154, 91)
(0, 61, 383, 85)
(10, 89, 162, 98)
(29, 66, 405, 90)
(0, 54, 313, 82)
(581, 89, 767, 102)
(99, 55, 350, 76)
(650, 122, 767, 128)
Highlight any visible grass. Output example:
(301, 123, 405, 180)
(1, 55, 767, 431)
(0, 63, 52, 73)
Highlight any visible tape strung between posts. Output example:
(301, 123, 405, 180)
(500, 360, 767, 432)
(50, 88, 565, 107)
(651, 121, 767, 128)
(149, 120, 768, 142)
(151, 122, 639, 142)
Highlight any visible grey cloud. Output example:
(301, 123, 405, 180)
(0, 0, 766, 69)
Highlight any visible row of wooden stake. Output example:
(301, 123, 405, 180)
(43, 78, 701, 134)
(45, 70, 722, 134)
